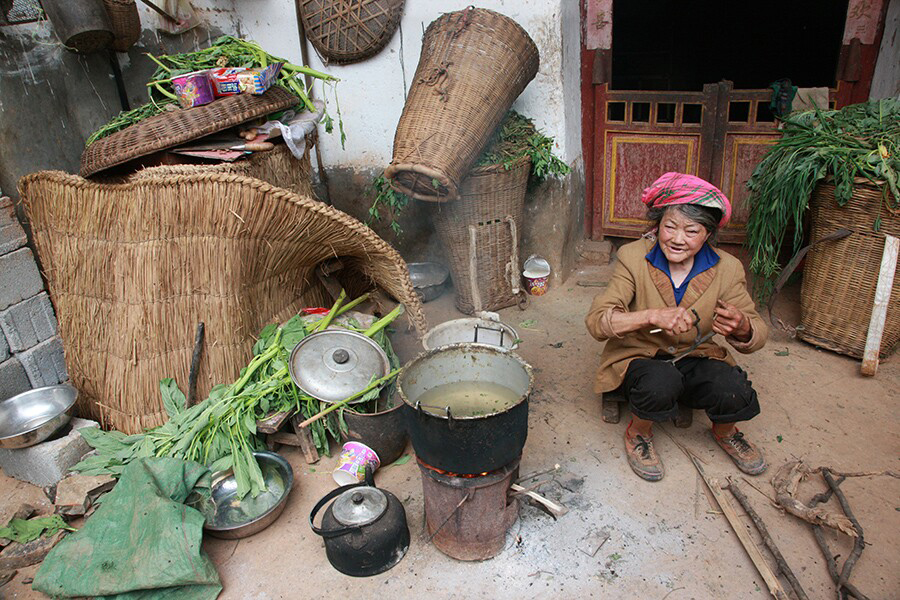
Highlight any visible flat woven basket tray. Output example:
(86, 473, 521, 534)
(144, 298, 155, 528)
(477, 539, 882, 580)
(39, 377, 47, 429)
(80, 87, 297, 177)
(300, 0, 405, 64)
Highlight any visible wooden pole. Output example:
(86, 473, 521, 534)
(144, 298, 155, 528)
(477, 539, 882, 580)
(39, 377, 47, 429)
(861, 234, 898, 376)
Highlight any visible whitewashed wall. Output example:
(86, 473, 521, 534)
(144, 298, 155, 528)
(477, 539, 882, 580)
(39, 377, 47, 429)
(224, 0, 582, 172)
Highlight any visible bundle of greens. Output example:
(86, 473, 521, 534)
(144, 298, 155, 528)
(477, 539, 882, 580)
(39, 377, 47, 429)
(87, 36, 343, 146)
(745, 98, 900, 297)
(368, 110, 570, 234)
(73, 292, 404, 498)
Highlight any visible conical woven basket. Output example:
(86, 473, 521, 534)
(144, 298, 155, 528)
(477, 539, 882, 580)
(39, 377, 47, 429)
(385, 7, 538, 202)
(433, 155, 530, 314)
(799, 180, 900, 359)
(18, 171, 427, 433)
(102, 0, 140, 52)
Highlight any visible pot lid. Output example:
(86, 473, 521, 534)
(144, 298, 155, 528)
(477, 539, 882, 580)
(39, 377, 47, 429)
(289, 329, 390, 404)
(332, 487, 388, 526)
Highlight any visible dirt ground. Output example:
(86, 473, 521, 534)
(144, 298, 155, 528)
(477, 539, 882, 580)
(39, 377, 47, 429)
(2, 277, 898, 600)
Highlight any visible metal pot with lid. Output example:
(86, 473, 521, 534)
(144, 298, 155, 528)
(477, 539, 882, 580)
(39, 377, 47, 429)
(309, 471, 410, 577)
(289, 329, 390, 403)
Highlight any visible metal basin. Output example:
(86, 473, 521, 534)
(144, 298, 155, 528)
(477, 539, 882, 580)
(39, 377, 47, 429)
(408, 262, 449, 302)
(422, 317, 520, 351)
(0, 385, 78, 449)
(196, 451, 294, 539)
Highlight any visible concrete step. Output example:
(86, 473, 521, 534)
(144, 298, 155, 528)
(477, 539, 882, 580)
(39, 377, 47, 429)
(575, 240, 614, 266)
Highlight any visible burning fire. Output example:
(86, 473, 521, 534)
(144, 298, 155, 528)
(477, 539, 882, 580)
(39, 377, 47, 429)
(417, 457, 491, 478)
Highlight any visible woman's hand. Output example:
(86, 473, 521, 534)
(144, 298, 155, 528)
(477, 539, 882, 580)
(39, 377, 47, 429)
(713, 299, 751, 341)
(650, 307, 696, 335)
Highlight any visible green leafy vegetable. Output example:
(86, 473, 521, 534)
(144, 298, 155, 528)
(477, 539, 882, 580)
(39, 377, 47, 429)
(745, 98, 900, 298)
(0, 515, 75, 544)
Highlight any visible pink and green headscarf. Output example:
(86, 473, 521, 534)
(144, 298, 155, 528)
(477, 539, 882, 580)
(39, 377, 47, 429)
(641, 172, 732, 226)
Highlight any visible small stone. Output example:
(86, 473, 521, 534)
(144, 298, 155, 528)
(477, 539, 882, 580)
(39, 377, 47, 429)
(54, 474, 116, 516)
(0, 568, 16, 586)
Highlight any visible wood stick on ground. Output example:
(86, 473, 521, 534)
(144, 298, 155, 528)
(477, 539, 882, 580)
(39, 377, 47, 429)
(823, 470, 866, 596)
(808, 478, 871, 600)
(187, 322, 205, 407)
(771, 461, 857, 537)
(691, 456, 789, 600)
(727, 478, 809, 600)
(517, 464, 561, 483)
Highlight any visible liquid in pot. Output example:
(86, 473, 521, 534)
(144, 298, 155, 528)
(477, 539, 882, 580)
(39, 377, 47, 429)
(415, 381, 520, 417)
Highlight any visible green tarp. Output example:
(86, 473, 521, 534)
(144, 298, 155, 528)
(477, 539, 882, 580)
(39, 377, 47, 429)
(33, 457, 222, 600)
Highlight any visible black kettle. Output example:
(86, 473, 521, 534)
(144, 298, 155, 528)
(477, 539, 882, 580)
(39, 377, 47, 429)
(309, 470, 410, 577)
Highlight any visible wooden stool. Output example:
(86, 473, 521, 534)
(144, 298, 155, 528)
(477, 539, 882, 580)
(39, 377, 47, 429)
(601, 388, 693, 428)
(257, 410, 320, 463)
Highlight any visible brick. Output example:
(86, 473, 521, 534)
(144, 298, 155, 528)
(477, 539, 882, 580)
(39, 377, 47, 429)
(0, 197, 27, 256)
(0, 358, 31, 402)
(54, 474, 116, 516)
(0, 530, 68, 570)
(0, 248, 43, 311)
(0, 292, 57, 353)
(0, 418, 99, 487)
(17, 335, 67, 388)
(0, 332, 8, 363)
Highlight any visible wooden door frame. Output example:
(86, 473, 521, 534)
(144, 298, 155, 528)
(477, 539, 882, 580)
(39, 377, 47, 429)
(580, 0, 891, 241)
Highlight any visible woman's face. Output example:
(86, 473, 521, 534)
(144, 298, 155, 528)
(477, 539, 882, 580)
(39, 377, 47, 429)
(657, 207, 710, 265)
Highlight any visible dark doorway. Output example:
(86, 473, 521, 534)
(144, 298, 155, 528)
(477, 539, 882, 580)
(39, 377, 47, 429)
(611, 0, 849, 91)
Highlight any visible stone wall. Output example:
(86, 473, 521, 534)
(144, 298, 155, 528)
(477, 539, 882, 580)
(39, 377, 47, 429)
(0, 193, 66, 400)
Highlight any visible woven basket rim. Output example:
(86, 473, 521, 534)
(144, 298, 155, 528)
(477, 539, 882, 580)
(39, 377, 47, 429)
(385, 162, 456, 201)
(469, 154, 531, 176)
(80, 87, 297, 178)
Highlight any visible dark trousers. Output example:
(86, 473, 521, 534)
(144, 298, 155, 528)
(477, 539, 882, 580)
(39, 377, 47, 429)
(622, 357, 760, 424)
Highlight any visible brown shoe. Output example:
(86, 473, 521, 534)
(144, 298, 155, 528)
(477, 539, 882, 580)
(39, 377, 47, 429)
(712, 428, 767, 475)
(624, 426, 664, 482)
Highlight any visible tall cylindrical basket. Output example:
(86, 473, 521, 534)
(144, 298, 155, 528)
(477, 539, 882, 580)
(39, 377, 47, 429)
(385, 7, 538, 202)
(799, 179, 900, 358)
(433, 155, 530, 314)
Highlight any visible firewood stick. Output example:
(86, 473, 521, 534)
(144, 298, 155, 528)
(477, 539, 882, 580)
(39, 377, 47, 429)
(809, 478, 871, 600)
(727, 479, 809, 600)
(691, 457, 789, 600)
(516, 464, 560, 483)
(823, 471, 866, 596)
(509, 484, 568, 518)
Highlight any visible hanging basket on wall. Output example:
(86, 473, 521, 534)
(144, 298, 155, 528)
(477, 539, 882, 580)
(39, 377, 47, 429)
(299, 0, 405, 64)
(102, 0, 141, 52)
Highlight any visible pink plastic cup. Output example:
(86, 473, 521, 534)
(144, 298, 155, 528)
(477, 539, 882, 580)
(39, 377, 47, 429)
(333, 441, 381, 485)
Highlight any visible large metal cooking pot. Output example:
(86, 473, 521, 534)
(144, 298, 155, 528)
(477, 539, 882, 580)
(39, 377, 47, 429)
(398, 344, 533, 474)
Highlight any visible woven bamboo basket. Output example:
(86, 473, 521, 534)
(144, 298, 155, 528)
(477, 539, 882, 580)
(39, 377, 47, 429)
(300, 0, 404, 64)
(102, 0, 140, 52)
(80, 87, 297, 177)
(433, 155, 530, 314)
(385, 7, 538, 202)
(799, 179, 900, 359)
(18, 171, 427, 433)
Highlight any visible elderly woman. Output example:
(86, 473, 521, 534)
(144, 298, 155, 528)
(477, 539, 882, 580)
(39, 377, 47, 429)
(585, 173, 768, 482)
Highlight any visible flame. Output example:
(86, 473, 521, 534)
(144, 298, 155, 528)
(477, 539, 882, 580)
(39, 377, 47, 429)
(417, 457, 492, 478)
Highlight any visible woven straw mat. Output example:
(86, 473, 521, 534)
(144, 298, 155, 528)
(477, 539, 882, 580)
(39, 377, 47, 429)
(18, 171, 427, 433)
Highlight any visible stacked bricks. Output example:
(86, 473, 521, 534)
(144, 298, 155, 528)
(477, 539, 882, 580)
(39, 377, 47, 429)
(0, 193, 68, 400)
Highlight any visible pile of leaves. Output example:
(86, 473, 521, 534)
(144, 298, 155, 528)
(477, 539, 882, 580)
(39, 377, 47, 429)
(87, 36, 343, 146)
(745, 98, 900, 296)
(0, 515, 74, 544)
(72, 292, 402, 498)
(368, 110, 570, 234)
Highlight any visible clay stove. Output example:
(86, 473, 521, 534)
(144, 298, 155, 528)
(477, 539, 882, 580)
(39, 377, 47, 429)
(417, 457, 520, 561)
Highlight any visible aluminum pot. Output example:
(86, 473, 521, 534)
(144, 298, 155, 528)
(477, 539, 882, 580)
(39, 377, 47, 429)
(398, 344, 533, 474)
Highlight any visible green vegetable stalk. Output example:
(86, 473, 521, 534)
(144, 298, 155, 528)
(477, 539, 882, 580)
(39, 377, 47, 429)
(72, 292, 406, 498)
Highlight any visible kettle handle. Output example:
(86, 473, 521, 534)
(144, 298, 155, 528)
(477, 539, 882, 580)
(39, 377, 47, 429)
(308, 467, 377, 539)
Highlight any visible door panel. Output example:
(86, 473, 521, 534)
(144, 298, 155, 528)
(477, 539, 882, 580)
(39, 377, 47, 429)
(604, 132, 700, 235)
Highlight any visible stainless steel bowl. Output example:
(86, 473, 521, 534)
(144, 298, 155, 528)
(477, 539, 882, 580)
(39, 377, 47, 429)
(0, 384, 78, 449)
(408, 262, 449, 302)
(197, 451, 294, 539)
